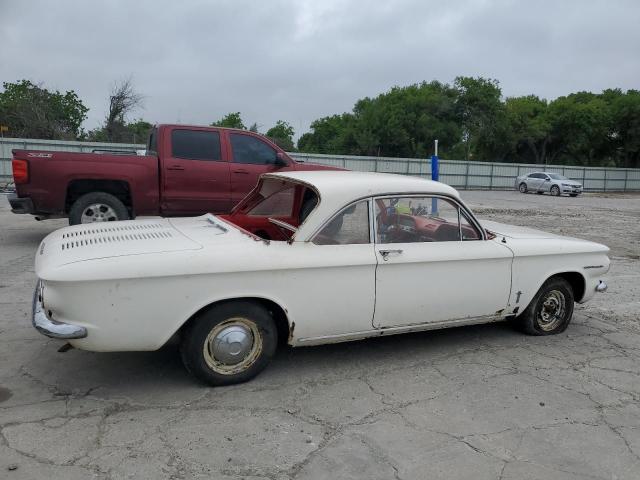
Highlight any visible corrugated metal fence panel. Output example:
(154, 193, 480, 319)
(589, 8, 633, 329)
(2, 138, 639, 192)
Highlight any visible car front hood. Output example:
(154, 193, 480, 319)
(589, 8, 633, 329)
(480, 220, 563, 240)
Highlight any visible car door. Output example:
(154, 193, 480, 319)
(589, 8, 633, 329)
(228, 132, 291, 206)
(161, 127, 232, 215)
(372, 195, 513, 328)
(293, 199, 377, 340)
(526, 173, 542, 191)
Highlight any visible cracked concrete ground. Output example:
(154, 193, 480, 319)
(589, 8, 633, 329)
(0, 190, 639, 479)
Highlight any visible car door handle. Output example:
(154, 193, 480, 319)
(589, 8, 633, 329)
(233, 169, 249, 174)
(379, 249, 403, 260)
(167, 165, 185, 171)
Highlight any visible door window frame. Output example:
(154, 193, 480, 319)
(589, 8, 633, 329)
(371, 193, 486, 243)
(308, 198, 374, 245)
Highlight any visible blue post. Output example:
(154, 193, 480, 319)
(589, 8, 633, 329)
(431, 140, 439, 214)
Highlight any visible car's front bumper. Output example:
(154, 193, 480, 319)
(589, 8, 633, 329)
(561, 186, 583, 194)
(8, 193, 35, 214)
(32, 281, 87, 339)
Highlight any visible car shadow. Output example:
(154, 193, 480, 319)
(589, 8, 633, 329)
(24, 321, 521, 398)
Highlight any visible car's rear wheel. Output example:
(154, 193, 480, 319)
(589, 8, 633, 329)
(550, 185, 561, 196)
(69, 192, 129, 225)
(180, 301, 278, 386)
(518, 182, 528, 193)
(516, 277, 574, 335)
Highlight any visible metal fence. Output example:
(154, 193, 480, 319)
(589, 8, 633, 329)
(290, 153, 640, 192)
(2, 137, 639, 192)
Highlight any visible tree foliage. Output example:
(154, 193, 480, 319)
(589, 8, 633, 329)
(266, 120, 295, 151)
(0, 80, 88, 139)
(211, 112, 246, 129)
(297, 79, 640, 168)
(104, 78, 144, 142)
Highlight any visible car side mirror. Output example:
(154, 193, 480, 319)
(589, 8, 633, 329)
(274, 152, 288, 168)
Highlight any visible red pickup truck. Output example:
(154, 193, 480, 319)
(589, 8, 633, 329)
(9, 124, 337, 224)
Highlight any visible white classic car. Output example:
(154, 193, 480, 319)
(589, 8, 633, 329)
(33, 171, 609, 385)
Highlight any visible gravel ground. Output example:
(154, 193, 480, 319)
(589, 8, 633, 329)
(0, 190, 639, 480)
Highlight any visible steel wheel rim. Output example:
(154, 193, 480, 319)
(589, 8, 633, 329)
(81, 203, 118, 223)
(203, 318, 262, 375)
(537, 289, 566, 331)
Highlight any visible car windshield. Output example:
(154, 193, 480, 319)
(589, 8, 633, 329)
(548, 174, 568, 180)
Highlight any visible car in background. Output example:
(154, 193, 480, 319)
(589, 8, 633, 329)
(32, 171, 609, 386)
(516, 172, 583, 197)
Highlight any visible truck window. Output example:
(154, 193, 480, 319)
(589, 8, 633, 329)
(148, 128, 158, 154)
(230, 133, 277, 165)
(171, 129, 221, 161)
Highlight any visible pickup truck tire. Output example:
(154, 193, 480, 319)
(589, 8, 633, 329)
(517, 277, 574, 336)
(68, 192, 130, 225)
(180, 301, 278, 386)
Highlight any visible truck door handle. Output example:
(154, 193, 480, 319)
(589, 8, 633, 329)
(167, 165, 185, 171)
(233, 169, 249, 174)
(379, 249, 403, 260)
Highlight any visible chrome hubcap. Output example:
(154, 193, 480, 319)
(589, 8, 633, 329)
(203, 318, 262, 375)
(537, 290, 566, 331)
(81, 203, 118, 223)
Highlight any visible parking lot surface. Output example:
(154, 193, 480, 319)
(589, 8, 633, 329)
(1, 190, 639, 479)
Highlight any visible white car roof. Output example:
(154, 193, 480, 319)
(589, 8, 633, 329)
(262, 170, 461, 241)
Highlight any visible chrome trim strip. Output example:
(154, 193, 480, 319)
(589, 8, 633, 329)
(32, 281, 87, 339)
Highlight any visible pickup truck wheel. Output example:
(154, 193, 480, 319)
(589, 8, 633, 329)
(69, 192, 129, 225)
(517, 277, 574, 336)
(180, 301, 277, 386)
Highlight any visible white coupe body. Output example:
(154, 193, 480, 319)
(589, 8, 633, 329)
(33, 171, 609, 362)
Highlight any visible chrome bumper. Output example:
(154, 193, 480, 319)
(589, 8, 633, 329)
(596, 280, 607, 293)
(32, 281, 87, 339)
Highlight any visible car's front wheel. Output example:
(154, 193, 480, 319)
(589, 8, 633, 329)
(517, 277, 574, 335)
(518, 182, 528, 193)
(180, 301, 278, 386)
(550, 185, 561, 196)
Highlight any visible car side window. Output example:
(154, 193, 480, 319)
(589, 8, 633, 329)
(312, 200, 370, 245)
(230, 134, 277, 165)
(171, 129, 221, 161)
(375, 196, 481, 244)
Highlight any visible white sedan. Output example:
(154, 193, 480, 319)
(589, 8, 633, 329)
(33, 171, 609, 385)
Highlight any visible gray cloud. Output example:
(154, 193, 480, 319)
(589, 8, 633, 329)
(1, 0, 639, 138)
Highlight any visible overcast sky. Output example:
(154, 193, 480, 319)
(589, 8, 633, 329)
(1, 0, 639, 138)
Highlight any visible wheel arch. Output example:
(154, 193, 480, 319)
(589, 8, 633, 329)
(524, 271, 586, 309)
(65, 179, 133, 214)
(177, 296, 293, 347)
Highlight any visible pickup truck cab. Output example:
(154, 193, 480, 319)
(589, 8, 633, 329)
(9, 124, 337, 224)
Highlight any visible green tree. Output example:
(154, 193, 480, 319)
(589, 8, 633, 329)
(547, 93, 610, 166)
(505, 95, 552, 164)
(211, 112, 245, 129)
(606, 89, 640, 168)
(0, 79, 88, 139)
(266, 120, 295, 151)
(454, 76, 503, 160)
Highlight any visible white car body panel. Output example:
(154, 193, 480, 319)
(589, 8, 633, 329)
(33, 171, 609, 352)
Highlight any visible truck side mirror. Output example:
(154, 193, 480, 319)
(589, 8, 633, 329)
(275, 152, 288, 168)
